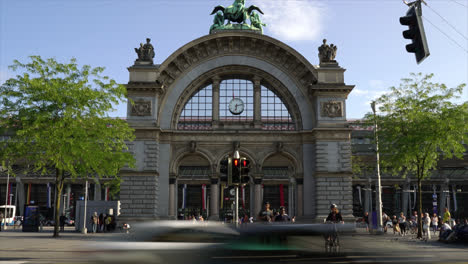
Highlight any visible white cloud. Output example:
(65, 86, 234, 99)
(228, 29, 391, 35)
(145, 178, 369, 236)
(352, 88, 370, 95)
(251, 0, 327, 41)
(349, 80, 390, 108)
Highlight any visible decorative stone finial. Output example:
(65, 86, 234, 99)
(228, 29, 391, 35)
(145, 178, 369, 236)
(189, 141, 197, 153)
(134, 38, 155, 65)
(318, 39, 338, 64)
(209, 0, 266, 34)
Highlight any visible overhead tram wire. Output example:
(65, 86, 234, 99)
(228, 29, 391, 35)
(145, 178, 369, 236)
(448, 0, 468, 7)
(425, 1, 468, 40)
(423, 16, 468, 53)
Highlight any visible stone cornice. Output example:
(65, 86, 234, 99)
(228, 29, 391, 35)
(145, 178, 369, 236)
(314, 172, 353, 178)
(126, 82, 165, 95)
(129, 128, 352, 143)
(308, 84, 355, 98)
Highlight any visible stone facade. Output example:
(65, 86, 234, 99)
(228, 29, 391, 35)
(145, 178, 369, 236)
(120, 31, 355, 222)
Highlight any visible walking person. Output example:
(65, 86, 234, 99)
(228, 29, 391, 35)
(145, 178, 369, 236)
(258, 202, 273, 222)
(98, 213, 104, 233)
(399, 212, 407, 236)
(382, 212, 389, 233)
(423, 213, 431, 241)
(0, 211, 3, 232)
(431, 213, 439, 235)
(363, 212, 369, 232)
(443, 208, 451, 227)
(392, 215, 400, 235)
(59, 213, 66, 232)
(91, 212, 98, 233)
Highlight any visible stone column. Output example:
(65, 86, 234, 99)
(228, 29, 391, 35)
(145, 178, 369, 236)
(66, 184, 72, 211)
(209, 178, 219, 220)
(253, 76, 262, 128)
(296, 178, 303, 217)
(439, 180, 449, 216)
(169, 178, 176, 218)
(288, 177, 295, 217)
(17, 179, 25, 216)
(402, 181, 409, 217)
(364, 179, 372, 214)
(93, 181, 101, 201)
(212, 76, 221, 128)
(254, 178, 263, 220)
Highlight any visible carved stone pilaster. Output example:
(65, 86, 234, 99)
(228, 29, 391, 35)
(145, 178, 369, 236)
(320, 101, 343, 118)
(131, 100, 152, 116)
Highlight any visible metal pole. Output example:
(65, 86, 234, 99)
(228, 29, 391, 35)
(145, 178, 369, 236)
(371, 101, 383, 232)
(4, 171, 10, 229)
(235, 186, 239, 227)
(82, 180, 88, 234)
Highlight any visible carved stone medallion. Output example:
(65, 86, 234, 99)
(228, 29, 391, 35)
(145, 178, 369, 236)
(321, 101, 343, 118)
(132, 100, 152, 116)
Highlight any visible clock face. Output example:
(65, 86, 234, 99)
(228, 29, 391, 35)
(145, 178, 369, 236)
(229, 98, 244, 115)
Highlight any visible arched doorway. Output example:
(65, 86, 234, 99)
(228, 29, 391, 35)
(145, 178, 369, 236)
(262, 153, 297, 218)
(176, 154, 211, 220)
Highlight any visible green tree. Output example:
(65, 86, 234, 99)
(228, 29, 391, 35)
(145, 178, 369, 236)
(365, 73, 467, 238)
(0, 56, 135, 237)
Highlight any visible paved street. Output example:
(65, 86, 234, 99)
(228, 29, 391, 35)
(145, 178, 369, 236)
(0, 227, 467, 264)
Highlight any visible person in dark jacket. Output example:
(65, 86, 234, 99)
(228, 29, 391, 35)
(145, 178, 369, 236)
(59, 213, 66, 232)
(275, 206, 291, 222)
(326, 204, 343, 223)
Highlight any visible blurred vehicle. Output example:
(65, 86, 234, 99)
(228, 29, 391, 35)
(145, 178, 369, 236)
(0, 205, 16, 226)
(85, 221, 356, 264)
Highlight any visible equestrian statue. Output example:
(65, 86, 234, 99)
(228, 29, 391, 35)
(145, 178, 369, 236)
(210, 0, 266, 34)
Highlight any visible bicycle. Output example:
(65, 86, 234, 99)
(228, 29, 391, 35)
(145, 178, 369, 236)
(409, 221, 418, 234)
(324, 221, 340, 254)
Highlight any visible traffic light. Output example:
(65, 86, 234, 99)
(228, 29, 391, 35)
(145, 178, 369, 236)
(399, 2, 430, 64)
(231, 158, 241, 185)
(240, 158, 250, 184)
(220, 158, 228, 175)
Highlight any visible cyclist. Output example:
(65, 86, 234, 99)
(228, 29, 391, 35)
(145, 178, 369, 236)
(324, 204, 343, 253)
(326, 204, 343, 223)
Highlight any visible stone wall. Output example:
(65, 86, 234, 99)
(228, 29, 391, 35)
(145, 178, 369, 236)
(315, 176, 354, 219)
(119, 174, 159, 219)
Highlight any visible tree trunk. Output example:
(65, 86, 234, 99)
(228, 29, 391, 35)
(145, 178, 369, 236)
(417, 178, 423, 239)
(53, 168, 64, 238)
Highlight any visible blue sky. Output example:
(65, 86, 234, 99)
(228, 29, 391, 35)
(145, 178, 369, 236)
(1, 0, 467, 119)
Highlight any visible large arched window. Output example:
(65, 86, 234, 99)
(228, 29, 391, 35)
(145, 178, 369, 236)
(220, 79, 254, 122)
(177, 78, 295, 130)
(261, 86, 295, 130)
(177, 85, 213, 130)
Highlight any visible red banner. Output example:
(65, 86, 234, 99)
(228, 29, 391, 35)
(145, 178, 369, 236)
(7, 183, 12, 205)
(279, 184, 284, 207)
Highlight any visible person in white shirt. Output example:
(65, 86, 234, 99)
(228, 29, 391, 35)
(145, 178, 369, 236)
(431, 213, 439, 235)
(423, 213, 431, 240)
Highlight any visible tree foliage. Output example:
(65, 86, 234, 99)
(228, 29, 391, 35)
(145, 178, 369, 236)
(364, 73, 467, 238)
(0, 56, 135, 237)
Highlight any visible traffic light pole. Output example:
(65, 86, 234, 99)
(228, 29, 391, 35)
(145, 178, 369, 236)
(235, 186, 239, 227)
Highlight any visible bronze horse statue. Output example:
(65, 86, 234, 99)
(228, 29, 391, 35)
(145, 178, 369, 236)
(210, 0, 264, 25)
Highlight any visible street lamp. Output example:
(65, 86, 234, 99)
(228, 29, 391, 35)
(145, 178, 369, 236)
(371, 101, 383, 233)
(2, 166, 10, 230)
(82, 180, 88, 234)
